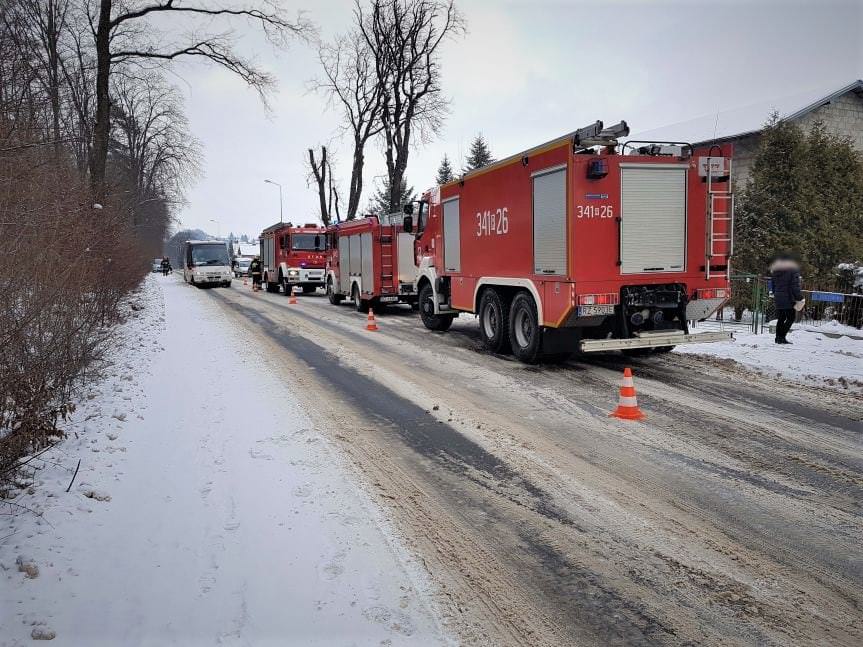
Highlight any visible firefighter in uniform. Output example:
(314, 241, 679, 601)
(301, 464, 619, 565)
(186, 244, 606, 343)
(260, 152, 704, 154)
(249, 256, 263, 291)
(160, 256, 171, 276)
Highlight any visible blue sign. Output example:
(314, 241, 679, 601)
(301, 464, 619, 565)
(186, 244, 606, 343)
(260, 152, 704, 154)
(810, 291, 844, 303)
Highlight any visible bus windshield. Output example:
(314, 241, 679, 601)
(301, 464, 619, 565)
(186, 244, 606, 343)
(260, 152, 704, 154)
(191, 244, 230, 266)
(291, 233, 326, 251)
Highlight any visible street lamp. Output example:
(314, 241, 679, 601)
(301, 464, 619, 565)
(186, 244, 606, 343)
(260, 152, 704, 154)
(209, 218, 221, 238)
(264, 179, 283, 225)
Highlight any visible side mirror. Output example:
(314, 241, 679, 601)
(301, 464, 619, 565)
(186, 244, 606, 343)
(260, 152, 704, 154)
(402, 215, 413, 233)
(403, 203, 414, 215)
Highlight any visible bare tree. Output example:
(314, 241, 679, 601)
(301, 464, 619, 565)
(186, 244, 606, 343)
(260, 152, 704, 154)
(3, 0, 71, 159)
(357, 0, 463, 213)
(315, 30, 384, 220)
(307, 145, 340, 225)
(87, 0, 312, 198)
(110, 72, 201, 204)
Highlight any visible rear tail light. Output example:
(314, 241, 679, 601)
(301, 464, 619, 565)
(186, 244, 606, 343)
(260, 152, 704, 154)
(696, 288, 729, 299)
(578, 293, 619, 306)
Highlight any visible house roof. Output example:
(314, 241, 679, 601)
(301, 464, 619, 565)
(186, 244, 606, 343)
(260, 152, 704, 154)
(632, 80, 863, 146)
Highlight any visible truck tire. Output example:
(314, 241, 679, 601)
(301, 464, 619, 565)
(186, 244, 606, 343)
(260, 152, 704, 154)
(265, 275, 278, 293)
(418, 283, 453, 331)
(327, 279, 344, 305)
(509, 292, 541, 363)
(352, 285, 369, 313)
(281, 277, 292, 296)
(479, 288, 511, 354)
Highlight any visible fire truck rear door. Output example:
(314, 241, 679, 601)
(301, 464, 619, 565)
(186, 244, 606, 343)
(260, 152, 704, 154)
(443, 197, 461, 272)
(619, 164, 687, 274)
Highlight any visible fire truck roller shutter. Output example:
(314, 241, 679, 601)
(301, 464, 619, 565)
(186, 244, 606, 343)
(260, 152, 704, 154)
(443, 197, 461, 273)
(348, 234, 361, 281)
(397, 232, 418, 285)
(361, 232, 373, 293)
(620, 164, 687, 274)
(532, 166, 567, 275)
(338, 235, 350, 293)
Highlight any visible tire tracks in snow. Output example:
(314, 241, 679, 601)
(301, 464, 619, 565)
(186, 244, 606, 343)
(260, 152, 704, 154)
(203, 285, 863, 646)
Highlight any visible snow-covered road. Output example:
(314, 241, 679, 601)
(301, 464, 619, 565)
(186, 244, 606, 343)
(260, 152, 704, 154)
(1, 276, 449, 646)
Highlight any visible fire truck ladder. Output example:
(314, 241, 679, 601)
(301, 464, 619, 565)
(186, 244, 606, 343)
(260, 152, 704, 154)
(379, 234, 394, 289)
(705, 160, 735, 281)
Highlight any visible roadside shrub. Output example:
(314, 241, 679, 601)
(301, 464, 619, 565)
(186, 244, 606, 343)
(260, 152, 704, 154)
(0, 125, 149, 494)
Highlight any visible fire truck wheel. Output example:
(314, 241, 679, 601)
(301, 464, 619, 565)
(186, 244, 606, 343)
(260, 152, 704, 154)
(352, 285, 369, 313)
(509, 292, 541, 363)
(479, 288, 511, 354)
(327, 281, 344, 305)
(418, 283, 453, 331)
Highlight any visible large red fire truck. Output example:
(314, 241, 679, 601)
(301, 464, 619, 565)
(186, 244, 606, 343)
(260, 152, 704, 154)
(403, 121, 734, 362)
(325, 214, 418, 312)
(259, 222, 327, 295)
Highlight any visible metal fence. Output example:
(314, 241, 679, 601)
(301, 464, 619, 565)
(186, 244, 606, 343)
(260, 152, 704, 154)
(797, 290, 863, 328)
(690, 274, 767, 334)
(689, 275, 863, 334)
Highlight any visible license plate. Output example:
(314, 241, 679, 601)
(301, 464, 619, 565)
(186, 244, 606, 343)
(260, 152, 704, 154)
(578, 305, 614, 317)
(379, 296, 398, 303)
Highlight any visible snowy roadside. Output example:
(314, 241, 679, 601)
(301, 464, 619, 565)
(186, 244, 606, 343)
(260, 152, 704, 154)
(1, 275, 450, 646)
(675, 323, 863, 394)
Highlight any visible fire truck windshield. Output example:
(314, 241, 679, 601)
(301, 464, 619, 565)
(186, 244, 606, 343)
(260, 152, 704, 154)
(291, 233, 326, 251)
(191, 244, 230, 266)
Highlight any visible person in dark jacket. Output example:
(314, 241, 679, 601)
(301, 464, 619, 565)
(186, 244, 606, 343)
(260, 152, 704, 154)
(770, 254, 804, 344)
(249, 256, 263, 291)
(160, 257, 171, 276)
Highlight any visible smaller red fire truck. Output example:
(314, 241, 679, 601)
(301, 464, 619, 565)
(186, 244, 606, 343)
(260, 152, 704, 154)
(259, 222, 327, 295)
(403, 120, 734, 363)
(325, 214, 419, 312)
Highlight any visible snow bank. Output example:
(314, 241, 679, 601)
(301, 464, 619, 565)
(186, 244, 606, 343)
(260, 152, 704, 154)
(676, 325, 863, 393)
(1, 275, 449, 645)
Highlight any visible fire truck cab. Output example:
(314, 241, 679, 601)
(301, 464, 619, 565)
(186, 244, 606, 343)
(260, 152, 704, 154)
(405, 121, 734, 363)
(325, 214, 418, 312)
(259, 222, 327, 295)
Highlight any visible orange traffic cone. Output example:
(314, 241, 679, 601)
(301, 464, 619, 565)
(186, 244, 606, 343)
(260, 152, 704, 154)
(609, 367, 645, 420)
(365, 309, 379, 331)
(288, 287, 297, 305)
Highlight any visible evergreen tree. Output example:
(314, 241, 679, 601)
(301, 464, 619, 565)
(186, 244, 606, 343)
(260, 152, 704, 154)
(463, 133, 494, 172)
(436, 155, 455, 184)
(369, 176, 416, 215)
(735, 114, 863, 288)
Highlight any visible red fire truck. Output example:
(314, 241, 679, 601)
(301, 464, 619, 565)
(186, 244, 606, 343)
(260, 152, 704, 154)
(259, 222, 327, 295)
(403, 121, 734, 362)
(325, 214, 418, 312)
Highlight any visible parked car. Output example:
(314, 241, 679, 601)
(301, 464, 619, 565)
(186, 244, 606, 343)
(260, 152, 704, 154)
(152, 258, 163, 273)
(233, 257, 252, 278)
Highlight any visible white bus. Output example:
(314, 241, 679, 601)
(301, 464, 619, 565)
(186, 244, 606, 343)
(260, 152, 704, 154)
(182, 240, 232, 288)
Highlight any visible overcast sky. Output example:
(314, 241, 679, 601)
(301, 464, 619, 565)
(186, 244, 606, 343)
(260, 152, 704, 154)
(168, 0, 862, 239)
